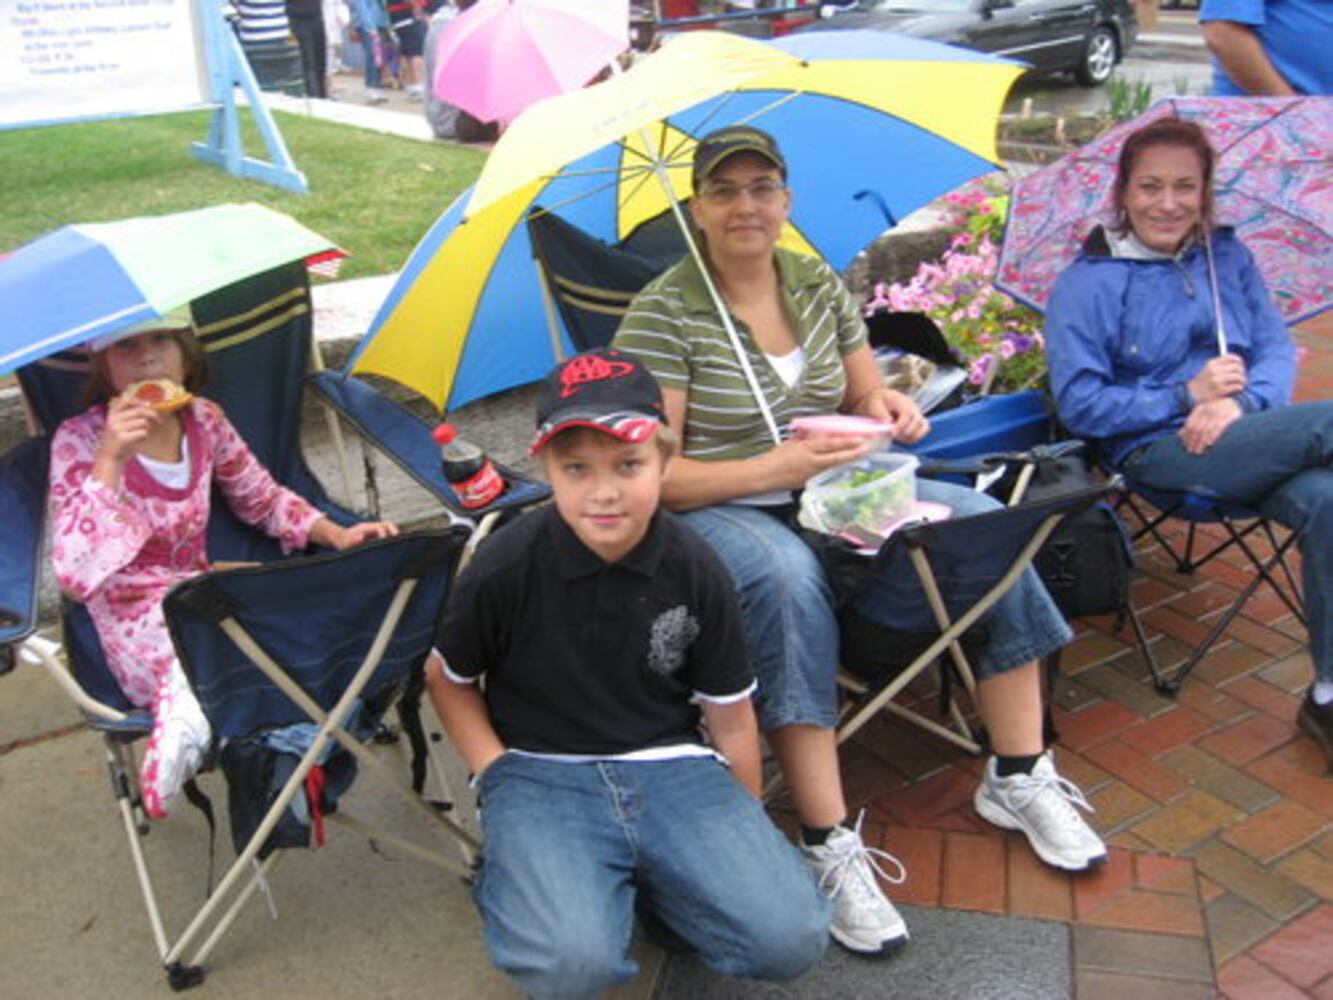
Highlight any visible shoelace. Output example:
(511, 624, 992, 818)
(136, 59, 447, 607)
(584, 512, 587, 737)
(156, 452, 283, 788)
(817, 810, 907, 901)
(1003, 767, 1096, 818)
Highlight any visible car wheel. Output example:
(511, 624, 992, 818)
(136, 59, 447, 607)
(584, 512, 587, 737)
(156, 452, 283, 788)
(1075, 26, 1117, 86)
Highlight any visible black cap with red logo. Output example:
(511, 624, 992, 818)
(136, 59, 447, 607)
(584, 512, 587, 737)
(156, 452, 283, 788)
(530, 348, 666, 455)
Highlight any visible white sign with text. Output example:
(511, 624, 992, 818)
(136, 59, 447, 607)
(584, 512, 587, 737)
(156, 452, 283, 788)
(1, 0, 208, 128)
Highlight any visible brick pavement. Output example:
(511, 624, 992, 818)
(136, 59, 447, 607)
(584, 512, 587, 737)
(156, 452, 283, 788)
(770, 312, 1332, 997)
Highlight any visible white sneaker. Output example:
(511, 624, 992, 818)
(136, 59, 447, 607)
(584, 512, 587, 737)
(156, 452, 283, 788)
(974, 752, 1107, 871)
(801, 812, 909, 956)
(365, 88, 388, 104)
(141, 674, 211, 818)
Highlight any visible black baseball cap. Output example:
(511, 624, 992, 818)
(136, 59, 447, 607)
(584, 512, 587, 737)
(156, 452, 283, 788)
(692, 124, 788, 188)
(531, 348, 666, 455)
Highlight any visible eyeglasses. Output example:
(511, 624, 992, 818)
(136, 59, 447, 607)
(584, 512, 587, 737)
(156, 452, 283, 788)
(698, 179, 786, 206)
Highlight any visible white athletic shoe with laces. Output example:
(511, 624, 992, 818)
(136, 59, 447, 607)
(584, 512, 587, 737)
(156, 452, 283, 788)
(974, 752, 1107, 871)
(801, 812, 909, 956)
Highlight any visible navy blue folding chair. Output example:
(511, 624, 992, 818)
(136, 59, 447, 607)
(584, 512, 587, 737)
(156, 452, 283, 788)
(1111, 474, 1306, 694)
(524, 207, 686, 355)
(832, 484, 1115, 755)
(155, 527, 476, 986)
(4, 259, 489, 988)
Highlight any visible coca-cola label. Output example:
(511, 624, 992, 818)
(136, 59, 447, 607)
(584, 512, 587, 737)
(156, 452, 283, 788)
(456, 461, 505, 509)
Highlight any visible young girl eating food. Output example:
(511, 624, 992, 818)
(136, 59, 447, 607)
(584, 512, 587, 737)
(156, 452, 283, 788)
(48, 306, 397, 817)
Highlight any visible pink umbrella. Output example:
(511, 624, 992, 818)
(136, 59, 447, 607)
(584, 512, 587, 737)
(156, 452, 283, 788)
(431, 0, 629, 125)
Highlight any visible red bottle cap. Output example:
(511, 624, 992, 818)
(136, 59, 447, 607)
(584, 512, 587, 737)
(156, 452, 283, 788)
(432, 423, 458, 445)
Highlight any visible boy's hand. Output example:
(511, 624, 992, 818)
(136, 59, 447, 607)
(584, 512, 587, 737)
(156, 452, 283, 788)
(424, 651, 508, 778)
(473, 749, 507, 777)
(701, 697, 762, 797)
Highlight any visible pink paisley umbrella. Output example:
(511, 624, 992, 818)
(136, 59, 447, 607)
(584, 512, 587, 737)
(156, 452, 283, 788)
(431, 0, 629, 125)
(997, 96, 1333, 326)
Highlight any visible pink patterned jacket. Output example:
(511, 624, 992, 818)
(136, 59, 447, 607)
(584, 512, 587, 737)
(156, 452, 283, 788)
(48, 398, 324, 708)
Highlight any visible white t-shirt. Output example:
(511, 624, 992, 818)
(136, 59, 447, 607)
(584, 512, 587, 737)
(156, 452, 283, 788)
(137, 437, 192, 490)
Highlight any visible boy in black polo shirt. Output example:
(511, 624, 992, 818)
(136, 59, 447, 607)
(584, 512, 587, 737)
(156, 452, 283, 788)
(426, 348, 831, 999)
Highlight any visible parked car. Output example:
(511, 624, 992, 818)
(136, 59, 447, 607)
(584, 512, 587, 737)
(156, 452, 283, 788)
(801, 0, 1138, 85)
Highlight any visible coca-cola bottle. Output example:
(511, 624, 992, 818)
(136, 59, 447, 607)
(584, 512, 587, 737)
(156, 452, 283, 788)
(431, 423, 505, 510)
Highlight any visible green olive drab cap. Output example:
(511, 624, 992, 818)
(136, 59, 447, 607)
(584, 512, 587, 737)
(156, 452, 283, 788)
(691, 125, 788, 187)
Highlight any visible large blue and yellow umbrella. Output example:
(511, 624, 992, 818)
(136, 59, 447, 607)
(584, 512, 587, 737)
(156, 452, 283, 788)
(348, 30, 1023, 412)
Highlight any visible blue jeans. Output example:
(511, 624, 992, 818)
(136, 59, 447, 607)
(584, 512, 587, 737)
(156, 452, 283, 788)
(682, 479, 1072, 731)
(358, 32, 381, 88)
(474, 754, 830, 1000)
(1122, 400, 1333, 683)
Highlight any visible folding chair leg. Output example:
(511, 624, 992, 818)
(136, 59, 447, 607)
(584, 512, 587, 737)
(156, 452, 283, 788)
(1124, 601, 1169, 695)
(1163, 561, 1268, 695)
(1042, 651, 1061, 746)
(1163, 527, 1304, 695)
(417, 702, 479, 868)
(184, 854, 284, 975)
(879, 700, 984, 755)
(106, 739, 171, 963)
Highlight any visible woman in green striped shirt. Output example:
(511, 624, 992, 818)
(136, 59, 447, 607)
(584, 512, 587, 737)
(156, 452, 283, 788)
(614, 125, 1106, 957)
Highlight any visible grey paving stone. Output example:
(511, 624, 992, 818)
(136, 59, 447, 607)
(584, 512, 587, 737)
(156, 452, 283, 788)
(1162, 745, 1281, 815)
(654, 905, 1070, 999)
(1073, 924, 1213, 983)
(1201, 892, 1281, 968)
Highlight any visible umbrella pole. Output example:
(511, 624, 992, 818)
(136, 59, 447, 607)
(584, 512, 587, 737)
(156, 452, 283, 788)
(1203, 230, 1229, 355)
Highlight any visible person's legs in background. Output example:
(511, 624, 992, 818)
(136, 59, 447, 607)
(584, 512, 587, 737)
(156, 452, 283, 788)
(288, 12, 327, 98)
(395, 18, 427, 98)
(682, 503, 909, 956)
(355, 27, 385, 101)
(321, 0, 343, 81)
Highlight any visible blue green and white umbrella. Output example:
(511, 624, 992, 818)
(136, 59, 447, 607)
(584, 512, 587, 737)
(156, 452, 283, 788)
(0, 203, 342, 374)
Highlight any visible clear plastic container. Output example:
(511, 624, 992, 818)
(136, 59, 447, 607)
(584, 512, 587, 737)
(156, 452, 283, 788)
(800, 452, 919, 539)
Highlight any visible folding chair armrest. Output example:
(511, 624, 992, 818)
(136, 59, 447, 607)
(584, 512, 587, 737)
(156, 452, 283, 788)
(14, 633, 146, 727)
(307, 370, 551, 518)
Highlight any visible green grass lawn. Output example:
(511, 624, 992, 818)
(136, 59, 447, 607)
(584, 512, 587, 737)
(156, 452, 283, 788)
(0, 110, 487, 278)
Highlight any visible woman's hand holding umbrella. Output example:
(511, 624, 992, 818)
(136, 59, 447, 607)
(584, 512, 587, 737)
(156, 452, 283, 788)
(1187, 354, 1247, 405)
